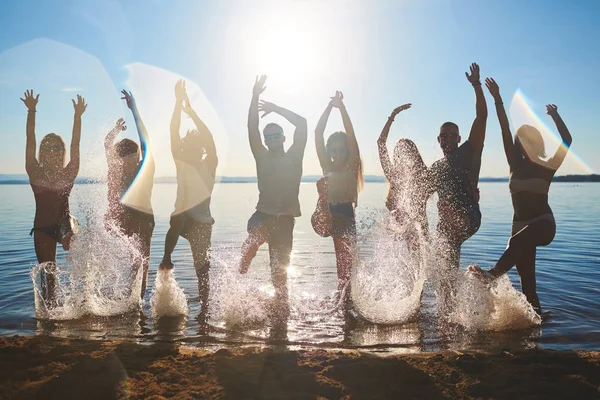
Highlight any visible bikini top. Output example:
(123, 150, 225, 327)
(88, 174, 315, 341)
(508, 177, 550, 195)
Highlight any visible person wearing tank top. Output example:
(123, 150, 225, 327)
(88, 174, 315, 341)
(238, 75, 307, 320)
(312, 91, 363, 307)
(22, 89, 87, 307)
(469, 78, 573, 315)
(427, 63, 488, 315)
(158, 80, 218, 318)
(104, 89, 155, 300)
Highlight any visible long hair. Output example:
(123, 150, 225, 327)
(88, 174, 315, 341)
(386, 138, 426, 210)
(39, 133, 66, 169)
(326, 131, 364, 193)
(515, 124, 546, 160)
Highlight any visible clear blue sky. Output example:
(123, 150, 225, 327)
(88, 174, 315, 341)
(0, 0, 598, 178)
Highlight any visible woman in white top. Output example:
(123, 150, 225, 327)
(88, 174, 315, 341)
(469, 78, 572, 315)
(313, 91, 363, 304)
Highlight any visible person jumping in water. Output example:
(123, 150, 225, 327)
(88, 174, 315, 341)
(23, 90, 86, 307)
(468, 78, 572, 315)
(239, 75, 307, 318)
(104, 89, 155, 299)
(428, 63, 488, 312)
(313, 90, 363, 305)
(377, 103, 429, 263)
(159, 80, 217, 312)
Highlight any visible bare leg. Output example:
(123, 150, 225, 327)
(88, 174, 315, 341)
(34, 232, 58, 307)
(239, 227, 267, 274)
(333, 235, 354, 303)
(488, 220, 555, 278)
(139, 223, 154, 299)
(189, 223, 212, 311)
(515, 247, 541, 315)
(160, 215, 185, 270)
(268, 217, 294, 321)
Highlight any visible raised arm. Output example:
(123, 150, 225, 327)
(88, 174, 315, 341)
(485, 78, 514, 168)
(183, 95, 218, 171)
(377, 103, 412, 181)
(65, 94, 87, 179)
(248, 75, 268, 158)
(169, 80, 186, 158)
(465, 63, 488, 151)
(546, 104, 573, 171)
(121, 90, 151, 163)
(315, 100, 334, 173)
(259, 100, 307, 155)
(331, 91, 359, 174)
(21, 90, 40, 175)
(104, 118, 127, 163)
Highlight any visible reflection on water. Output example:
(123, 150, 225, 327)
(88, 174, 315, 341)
(1, 182, 600, 352)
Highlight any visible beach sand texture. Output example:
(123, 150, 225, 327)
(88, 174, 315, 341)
(1, 336, 599, 399)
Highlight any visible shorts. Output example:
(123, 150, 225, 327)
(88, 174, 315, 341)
(170, 212, 212, 241)
(112, 206, 155, 240)
(437, 205, 481, 245)
(247, 211, 295, 262)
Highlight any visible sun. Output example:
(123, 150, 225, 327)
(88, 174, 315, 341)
(243, 7, 325, 94)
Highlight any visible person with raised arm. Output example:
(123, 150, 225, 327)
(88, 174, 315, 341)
(104, 89, 155, 299)
(428, 63, 488, 311)
(239, 75, 307, 318)
(377, 103, 429, 261)
(312, 91, 363, 305)
(159, 80, 218, 311)
(468, 78, 572, 315)
(23, 90, 86, 306)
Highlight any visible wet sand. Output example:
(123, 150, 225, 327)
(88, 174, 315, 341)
(1, 336, 599, 399)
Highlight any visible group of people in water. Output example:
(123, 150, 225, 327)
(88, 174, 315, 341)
(23, 62, 572, 319)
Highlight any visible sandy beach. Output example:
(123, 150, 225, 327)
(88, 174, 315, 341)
(1, 336, 599, 399)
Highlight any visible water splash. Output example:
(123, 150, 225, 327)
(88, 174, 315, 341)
(450, 271, 542, 331)
(31, 224, 144, 320)
(351, 210, 428, 325)
(150, 269, 189, 317)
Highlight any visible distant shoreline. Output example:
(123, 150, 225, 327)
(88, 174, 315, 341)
(0, 174, 598, 185)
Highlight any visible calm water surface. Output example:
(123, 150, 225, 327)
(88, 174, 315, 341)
(1, 182, 599, 352)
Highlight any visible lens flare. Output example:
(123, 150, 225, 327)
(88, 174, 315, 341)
(509, 90, 594, 174)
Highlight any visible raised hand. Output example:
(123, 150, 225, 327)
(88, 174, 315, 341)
(329, 91, 344, 108)
(175, 79, 187, 104)
(72, 94, 87, 117)
(20, 90, 39, 111)
(121, 90, 136, 111)
(484, 77, 501, 99)
(258, 100, 277, 118)
(546, 104, 558, 116)
(253, 75, 267, 96)
(392, 103, 412, 115)
(114, 118, 127, 132)
(465, 62, 481, 85)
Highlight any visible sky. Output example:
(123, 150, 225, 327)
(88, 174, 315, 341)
(0, 0, 598, 178)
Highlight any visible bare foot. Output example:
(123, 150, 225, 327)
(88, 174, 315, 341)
(239, 259, 251, 274)
(159, 262, 174, 271)
(467, 265, 494, 283)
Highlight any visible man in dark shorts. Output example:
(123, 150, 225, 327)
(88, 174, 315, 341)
(238, 75, 307, 319)
(159, 80, 217, 314)
(428, 63, 488, 312)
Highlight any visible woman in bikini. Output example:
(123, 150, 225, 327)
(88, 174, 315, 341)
(23, 90, 87, 306)
(313, 91, 363, 305)
(104, 90, 155, 299)
(469, 78, 572, 315)
(377, 103, 429, 262)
